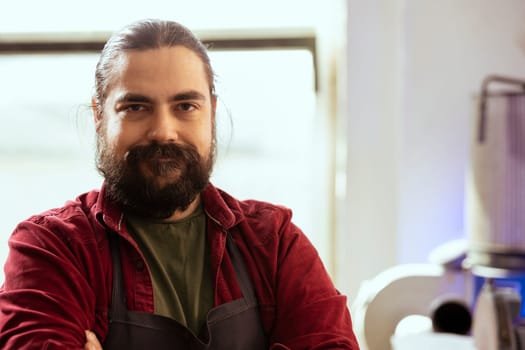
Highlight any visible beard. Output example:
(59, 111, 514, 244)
(96, 135, 215, 220)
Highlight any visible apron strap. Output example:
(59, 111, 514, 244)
(108, 232, 127, 320)
(225, 235, 258, 305)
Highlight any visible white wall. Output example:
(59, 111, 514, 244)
(339, 0, 525, 301)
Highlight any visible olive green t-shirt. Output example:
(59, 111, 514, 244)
(125, 206, 214, 335)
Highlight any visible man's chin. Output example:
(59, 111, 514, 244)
(148, 174, 183, 190)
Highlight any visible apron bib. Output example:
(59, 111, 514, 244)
(104, 232, 268, 350)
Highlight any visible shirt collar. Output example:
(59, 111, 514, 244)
(94, 182, 244, 232)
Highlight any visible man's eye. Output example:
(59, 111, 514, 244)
(124, 104, 146, 112)
(177, 103, 196, 112)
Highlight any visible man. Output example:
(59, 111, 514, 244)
(0, 19, 360, 349)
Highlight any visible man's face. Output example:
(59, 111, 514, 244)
(95, 46, 216, 219)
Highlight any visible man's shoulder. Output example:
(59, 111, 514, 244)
(209, 185, 292, 220)
(238, 198, 292, 221)
(209, 185, 294, 234)
(17, 188, 102, 237)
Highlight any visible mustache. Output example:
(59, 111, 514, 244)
(126, 143, 200, 163)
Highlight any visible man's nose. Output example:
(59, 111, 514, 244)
(146, 106, 179, 143)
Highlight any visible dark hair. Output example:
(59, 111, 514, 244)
(93, 19, 215, 113)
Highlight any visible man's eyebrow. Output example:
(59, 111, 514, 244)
(115, 93, 152, 104)
(171, 90, 207, 102)
(115, 91, 207, 104)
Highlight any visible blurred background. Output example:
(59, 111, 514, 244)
(1, 2, 525, 347)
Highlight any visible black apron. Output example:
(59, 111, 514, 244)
(104, 233, 268, 350)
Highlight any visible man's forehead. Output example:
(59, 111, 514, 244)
(105, 46, 211, 97)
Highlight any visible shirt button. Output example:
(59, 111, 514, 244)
(135, 259, 145, 271)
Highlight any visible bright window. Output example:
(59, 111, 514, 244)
(0, 47, 325, 281)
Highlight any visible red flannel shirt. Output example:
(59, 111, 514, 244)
(0, 183, 359, 349)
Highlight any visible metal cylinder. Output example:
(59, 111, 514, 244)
(466, 76, 525, 272)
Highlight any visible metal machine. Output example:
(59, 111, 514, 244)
(351, 240, 473, 350)
(352, 76, 525, 350)
(468, 75, 525, 350)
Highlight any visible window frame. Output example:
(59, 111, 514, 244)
(0, 31, 317, 89)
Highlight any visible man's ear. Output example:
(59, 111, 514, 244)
(91, 97, 102, 132)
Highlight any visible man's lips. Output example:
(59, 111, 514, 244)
(152, 157, 175, 162)
(147, 157, 182, 173)
(148, 155, 179, 162)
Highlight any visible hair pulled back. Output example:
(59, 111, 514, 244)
(94, 19, 215, 113)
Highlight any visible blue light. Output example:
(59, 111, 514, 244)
(473, 275, 525, 317)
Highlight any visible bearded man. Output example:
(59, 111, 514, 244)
(0, 19, 360, 350)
